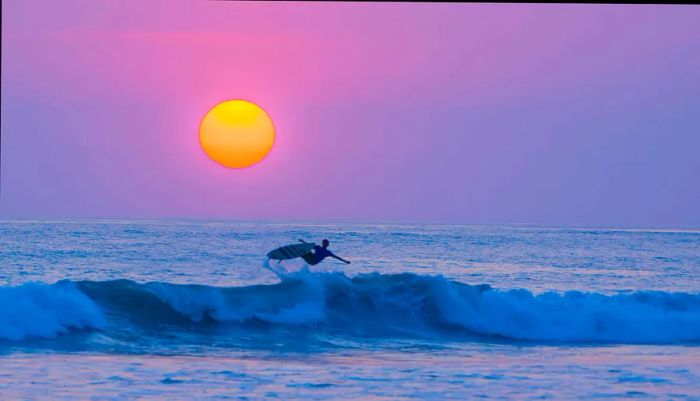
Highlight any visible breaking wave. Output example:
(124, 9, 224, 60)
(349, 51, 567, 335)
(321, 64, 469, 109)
(0, 281, 105, 341)
(2, 271, 700, 345)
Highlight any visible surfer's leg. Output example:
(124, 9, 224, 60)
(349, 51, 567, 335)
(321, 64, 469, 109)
(301, 252, 317, 265)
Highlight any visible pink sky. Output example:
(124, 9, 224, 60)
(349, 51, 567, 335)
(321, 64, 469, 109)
(2, 1, 699, 226)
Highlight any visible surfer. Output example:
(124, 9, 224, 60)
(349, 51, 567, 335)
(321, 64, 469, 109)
(298, 239, 351, 265)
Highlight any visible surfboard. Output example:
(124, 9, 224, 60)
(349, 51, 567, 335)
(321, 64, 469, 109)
(266, 243, 315, 261)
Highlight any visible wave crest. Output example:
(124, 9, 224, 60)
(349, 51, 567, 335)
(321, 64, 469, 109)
(2, 272, 700, 344)
(0, 281, 105, 341)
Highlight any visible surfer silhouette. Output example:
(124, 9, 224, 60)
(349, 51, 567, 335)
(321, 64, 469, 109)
(298, 239, 350, 265)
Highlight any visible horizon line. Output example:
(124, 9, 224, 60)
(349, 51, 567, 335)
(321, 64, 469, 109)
(0, 216, 698, 232)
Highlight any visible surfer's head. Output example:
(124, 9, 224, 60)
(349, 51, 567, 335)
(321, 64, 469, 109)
(322, 239, 330, 248)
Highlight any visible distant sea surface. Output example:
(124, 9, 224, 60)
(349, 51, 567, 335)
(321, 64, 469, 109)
(1, 220, 699, 400)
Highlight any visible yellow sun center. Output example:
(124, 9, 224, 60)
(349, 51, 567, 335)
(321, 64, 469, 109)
(199, 100, 275, 168)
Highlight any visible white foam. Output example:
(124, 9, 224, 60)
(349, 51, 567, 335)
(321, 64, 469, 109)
(0, 282, 105, 341)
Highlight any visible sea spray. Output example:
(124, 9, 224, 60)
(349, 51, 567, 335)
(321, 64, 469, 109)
(0, 281, 105, 340)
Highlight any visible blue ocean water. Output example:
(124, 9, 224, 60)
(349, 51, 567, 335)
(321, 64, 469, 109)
(1, 220, 699, 399)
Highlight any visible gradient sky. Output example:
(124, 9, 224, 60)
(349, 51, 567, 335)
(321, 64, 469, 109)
(2, 1, 699, 226)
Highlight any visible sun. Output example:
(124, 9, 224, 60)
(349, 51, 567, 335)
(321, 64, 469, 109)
(199, 100, 275, 168)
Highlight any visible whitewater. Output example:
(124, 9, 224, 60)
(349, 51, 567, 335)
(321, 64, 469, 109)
(1, 220, 699, 399)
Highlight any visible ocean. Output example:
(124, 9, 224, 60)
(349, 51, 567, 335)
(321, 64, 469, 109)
(1, 220, 699, 400)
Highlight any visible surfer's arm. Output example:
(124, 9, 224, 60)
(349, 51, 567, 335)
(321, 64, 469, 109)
(330, 253, 350, 264)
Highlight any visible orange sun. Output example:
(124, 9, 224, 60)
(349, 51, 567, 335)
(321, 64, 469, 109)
(199, 100, 275, 168)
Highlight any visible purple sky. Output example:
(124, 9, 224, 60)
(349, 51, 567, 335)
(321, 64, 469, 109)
(2, 2, 699, 226)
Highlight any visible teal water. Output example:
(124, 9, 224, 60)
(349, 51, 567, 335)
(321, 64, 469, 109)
(1, 220, 699, 400)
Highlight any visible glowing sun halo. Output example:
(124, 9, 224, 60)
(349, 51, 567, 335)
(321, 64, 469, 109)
(199, 100, 275, 168)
